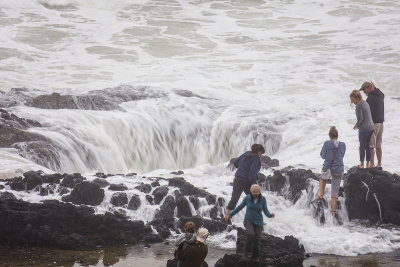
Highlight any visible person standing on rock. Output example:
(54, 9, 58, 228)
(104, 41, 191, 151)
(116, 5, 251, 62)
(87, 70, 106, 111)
(175, 221, 197, 267)
(316, 126, 346, 215)
(227, 184, 275, 262)
(225, 144, 265, 222)
(350, 90, 375, 168)
(178, 227, 209, 267)
(359, 81, 385, 170)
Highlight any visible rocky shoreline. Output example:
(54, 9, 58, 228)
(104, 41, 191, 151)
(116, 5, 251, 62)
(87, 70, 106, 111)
(1, 165, 400, 266)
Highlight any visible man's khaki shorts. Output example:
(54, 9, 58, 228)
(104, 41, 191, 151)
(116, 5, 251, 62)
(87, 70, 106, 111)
(370, 123, 383, 149)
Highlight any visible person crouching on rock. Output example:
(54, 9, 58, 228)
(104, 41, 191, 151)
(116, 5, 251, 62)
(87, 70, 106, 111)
(178, 227, 209, 267)
(227, 184, 275, 262)
(225, 144, 265, 222)
(175, 221, 196, 267)
(317, 126, 346, 215)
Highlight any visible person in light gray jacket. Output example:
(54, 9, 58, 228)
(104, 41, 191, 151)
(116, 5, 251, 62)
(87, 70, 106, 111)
(350, 90, 374, 168)
(317, 126, 346, 215)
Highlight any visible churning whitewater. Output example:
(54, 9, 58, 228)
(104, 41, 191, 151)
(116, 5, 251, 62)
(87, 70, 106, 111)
(1, 0, 400, 259)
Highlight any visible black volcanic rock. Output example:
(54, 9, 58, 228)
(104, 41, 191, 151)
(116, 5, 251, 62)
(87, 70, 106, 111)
(41, 173, 63, 184)
(260, 155, 280, 169)
(0, 192, 17, 200)
(151, 181, 160, 187)
(168, 178, 208, 198)
(62, 182, 104, 206)
(0, 109, 44, 147)
(24, 171, 43, 191)
(7, 177, 25, 191)
(0, 199, 152, 249)
(265, 169, 317, 203)
(24, 86, 168, 111)
(145, 195, 154, 205)
(135, 183, 152, 193)
(167, 258, 208, 267)
(61, 174, 85, 188)
(152, 186, 169, 204)
(206, 194, 217, 205)
(215, 228, 305, 267)
(108, 183, 128, 191)
(189, 195, 200, 210)
(127, 194, 141, 211)
(344, 167, 400, 225)
(155, 196, 176, 220)
(175, 193, 192, 217)
(92, 178, 110, 188)
(110, 192, 128, 207)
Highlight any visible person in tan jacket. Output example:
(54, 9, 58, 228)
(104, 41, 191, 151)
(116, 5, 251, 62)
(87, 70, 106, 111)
(178, 227, 209, 267)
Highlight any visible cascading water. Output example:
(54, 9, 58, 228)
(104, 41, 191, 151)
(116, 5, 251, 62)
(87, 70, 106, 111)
(7, 86, 282, 173)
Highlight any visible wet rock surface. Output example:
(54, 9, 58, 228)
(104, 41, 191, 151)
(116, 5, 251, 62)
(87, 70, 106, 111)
(0, 199, 152, 250)
(127, 194, 141, 210)
(265, 169, 318, 203)
(23, 85, 168, 111)
(110, 192, 128, 207)
(344, 167, 400, 225)
(62, 181, 104, 206)
(215, 228, 305, 267)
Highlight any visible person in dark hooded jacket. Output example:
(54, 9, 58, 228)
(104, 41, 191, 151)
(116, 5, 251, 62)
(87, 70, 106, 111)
(316, 126, 346, 215)
(225, 144, 265, 222)
(360, 81, 384, 170)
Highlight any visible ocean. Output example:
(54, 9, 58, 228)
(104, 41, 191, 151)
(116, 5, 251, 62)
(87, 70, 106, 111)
(1, 0, 400, 260)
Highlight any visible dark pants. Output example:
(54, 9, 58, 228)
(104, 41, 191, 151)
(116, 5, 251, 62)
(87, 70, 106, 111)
(227, 177, 252, 210)
(244, 221, 263, 258)
(359, 130, 374, 162)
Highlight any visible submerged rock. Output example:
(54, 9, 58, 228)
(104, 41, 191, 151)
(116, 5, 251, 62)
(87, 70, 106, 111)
(110, 192, 128, 207)
(62, 181, 104, 206)
(265, 169, 317, 203)
(61, 173, 85, 188)
(92, 178, 110, 188)
(153, 186, 169, 204)
(108, 183, 128, 191)
(127, 194, 141, 211)
(135, 183, 152, 193)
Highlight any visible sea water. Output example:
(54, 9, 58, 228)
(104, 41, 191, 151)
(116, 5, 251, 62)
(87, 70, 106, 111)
(0, 0, 400, 257)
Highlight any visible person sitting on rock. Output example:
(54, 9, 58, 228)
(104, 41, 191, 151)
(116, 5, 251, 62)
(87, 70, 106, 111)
(317, 126, 346, 215)
(178, 227, 209, 267)
(227, 184, 275, 262)
(175, 221, 197, 267)
(225, 144, 265, 222)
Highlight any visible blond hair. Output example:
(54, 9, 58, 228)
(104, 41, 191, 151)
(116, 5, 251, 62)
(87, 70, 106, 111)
(350, 90, 363, 101)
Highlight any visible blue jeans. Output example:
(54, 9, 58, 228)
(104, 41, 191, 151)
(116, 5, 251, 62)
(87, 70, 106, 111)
(359, 130, 374, 162)
(177, 260, 182, 267)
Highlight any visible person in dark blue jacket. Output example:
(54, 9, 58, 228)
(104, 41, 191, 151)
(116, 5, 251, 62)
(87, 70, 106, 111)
(225, 144, 265, 222)
(317, 126, 346, 215)
(227, 184, 275, 262)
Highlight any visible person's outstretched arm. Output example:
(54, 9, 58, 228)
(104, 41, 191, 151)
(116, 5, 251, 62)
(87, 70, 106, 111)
(228, 196, 248, 218)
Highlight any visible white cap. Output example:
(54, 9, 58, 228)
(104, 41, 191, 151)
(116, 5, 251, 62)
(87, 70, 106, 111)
(196, 227, 209, 243)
